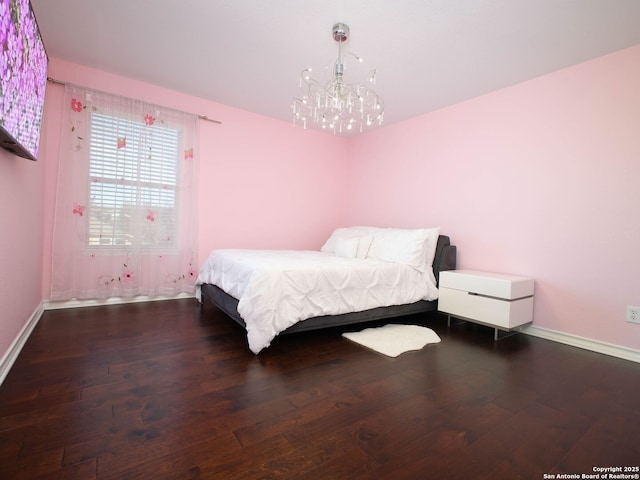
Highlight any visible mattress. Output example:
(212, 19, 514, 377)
(196, 249, 438, 353)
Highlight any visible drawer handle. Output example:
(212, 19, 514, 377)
(467, 291, 533, 302)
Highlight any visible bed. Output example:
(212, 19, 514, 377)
(197, 227, 456, 353)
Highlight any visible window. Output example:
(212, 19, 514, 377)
(87, 112, 180, 249)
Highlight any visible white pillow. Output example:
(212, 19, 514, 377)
(321, 226, 441, 269)
(321, 227, 383, 253)
(334, 237, 360, 258)
(356, 235, 374, 259)
(422, 226, 441, 267)
(367, 227, 440, 271)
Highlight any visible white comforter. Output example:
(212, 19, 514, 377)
(196, 249, 439, 354)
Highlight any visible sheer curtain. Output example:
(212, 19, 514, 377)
(51, 84, 199, 300)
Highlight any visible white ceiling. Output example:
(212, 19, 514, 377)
(31, 0, 640, 135)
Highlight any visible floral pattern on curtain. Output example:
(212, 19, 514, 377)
(51, 84, 199, 300)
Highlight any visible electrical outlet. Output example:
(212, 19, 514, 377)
(627, 306, 640, 324)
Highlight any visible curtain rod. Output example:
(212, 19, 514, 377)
(47, 77, 222, 125)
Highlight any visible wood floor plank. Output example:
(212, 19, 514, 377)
(96, 431, 243, 480)
(554, 403, 640, 472)
(0, 299, 639, 479)
(1, 444, 65, 479)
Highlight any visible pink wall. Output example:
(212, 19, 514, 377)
(39, 59, 351, 297)
(0, 145, 46, 359)
(347, 45, 640, 350)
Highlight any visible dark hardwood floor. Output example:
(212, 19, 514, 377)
(1, 299, 639, 479)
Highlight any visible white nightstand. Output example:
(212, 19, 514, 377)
(438, 270, 534, 340)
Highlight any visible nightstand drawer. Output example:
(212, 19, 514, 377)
(439, 270, 534, 300)
(439, 286, 534, 329)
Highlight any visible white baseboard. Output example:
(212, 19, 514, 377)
(522, 325, 640, 364)
(43, 292, 196, 310)
(0, 302, 45, 385)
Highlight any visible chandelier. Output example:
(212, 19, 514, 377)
(292, 23, 384, 134)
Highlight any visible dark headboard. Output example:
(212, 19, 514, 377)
(433, 235, 456, 285)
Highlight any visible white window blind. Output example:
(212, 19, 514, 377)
(88, 112, 180, 249)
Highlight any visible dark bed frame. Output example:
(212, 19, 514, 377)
(200, 235, 456, 335)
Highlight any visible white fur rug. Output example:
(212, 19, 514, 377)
(342, 324, 441, 357)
